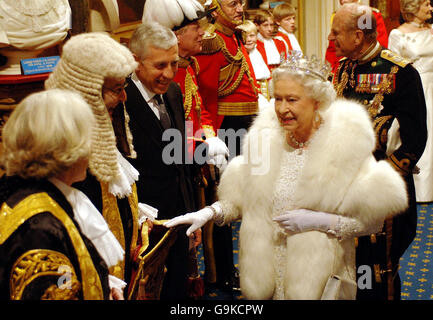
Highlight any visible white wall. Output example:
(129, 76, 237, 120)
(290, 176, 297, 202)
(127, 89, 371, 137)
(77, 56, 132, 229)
(300, 0, 369, 60)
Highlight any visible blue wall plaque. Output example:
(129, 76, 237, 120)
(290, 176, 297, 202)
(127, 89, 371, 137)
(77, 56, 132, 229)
(20, 56, 60, 75)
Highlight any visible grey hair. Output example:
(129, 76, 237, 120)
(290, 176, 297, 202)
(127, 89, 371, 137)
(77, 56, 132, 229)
(1, 89, 95, 179)
(270, 67, 336, 112)
(129, 22, 178, 60)
(341, 3, 377, 43)
(400, 0, 425, 22)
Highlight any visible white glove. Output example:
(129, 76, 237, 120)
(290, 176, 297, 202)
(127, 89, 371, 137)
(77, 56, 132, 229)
(273, 208, 338, 234)
(205, 137, 229, 171)
(163, 206, 215, 237)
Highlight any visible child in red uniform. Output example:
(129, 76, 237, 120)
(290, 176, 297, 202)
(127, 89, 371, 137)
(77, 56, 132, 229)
(237, 20, 272, 102)
(254, 10, 287, 72)
(273, 2, 303, 55)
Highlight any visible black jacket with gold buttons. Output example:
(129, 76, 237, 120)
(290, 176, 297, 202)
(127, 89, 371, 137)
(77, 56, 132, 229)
(333, 43, 427, 176)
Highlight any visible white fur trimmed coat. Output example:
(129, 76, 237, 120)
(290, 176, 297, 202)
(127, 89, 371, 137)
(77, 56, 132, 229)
(216, 98, 408, 300)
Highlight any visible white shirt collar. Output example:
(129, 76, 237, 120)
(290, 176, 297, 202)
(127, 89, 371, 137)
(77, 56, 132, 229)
(278, 27, 290, 36)
(131, 72, 156, 103)
(131, 72, 161, 119)
(278, 27, 302, 53)
(257, 33, 281, 65)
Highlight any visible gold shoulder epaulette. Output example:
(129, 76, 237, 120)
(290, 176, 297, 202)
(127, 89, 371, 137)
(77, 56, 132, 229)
(201, 32, 222, 54)
(205, 23, 216, 36)
(381, 50, 410, 68)
(339, 57, 348, 62)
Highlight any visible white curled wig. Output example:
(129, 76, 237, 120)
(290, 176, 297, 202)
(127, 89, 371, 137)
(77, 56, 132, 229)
(45, 32, 138, 183)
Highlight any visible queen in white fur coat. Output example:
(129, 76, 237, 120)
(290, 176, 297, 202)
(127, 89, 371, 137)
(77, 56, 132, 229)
(164, 61, 408, 300)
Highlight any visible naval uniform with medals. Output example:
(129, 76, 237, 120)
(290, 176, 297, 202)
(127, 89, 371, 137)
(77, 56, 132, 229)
(333, 41, 427, 300)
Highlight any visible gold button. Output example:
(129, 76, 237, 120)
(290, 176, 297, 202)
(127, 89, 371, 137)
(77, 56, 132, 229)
(371, 61, 377, 67)
(364, 100, 369, 105)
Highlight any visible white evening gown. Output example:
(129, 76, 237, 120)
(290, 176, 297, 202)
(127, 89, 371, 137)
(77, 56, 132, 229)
(389, 27, 433, 202)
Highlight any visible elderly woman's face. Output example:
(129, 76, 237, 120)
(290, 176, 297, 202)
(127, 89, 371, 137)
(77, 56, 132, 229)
(274, 77, 319, 135)
(415, 0, 433, 22)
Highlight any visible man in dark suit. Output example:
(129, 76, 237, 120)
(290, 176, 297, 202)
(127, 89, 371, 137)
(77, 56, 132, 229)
(124, 22, 196, 300)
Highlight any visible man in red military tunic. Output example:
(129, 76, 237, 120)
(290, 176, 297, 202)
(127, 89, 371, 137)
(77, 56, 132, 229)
(325, 0, 389, 73)
(196, 0, 258, 138)
(194, 0, 259, 294)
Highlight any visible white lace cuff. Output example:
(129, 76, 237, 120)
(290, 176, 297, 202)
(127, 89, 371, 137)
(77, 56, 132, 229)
(211, 200, 238, 226)
(333, 215, 384, 240)
(109, 275, 127, 291)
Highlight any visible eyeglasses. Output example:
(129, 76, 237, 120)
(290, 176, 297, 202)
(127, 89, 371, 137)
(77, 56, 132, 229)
(103, 82, 128, 95)
(224, 0, 245, 10)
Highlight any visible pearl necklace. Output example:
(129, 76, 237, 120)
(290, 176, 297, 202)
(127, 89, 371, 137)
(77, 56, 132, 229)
(288, 115, 323, 152)
(288, 131, 309, 149)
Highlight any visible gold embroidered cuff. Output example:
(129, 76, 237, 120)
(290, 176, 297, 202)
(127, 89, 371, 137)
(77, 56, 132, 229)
(202, 125, 216, 138)
(10, 249, 79, 300)
(387, 154, 411, 176)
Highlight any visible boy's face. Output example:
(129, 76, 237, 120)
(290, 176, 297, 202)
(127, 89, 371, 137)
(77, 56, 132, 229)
(244, 31, 257, 52)
(257, 17, 274, 39)
(278, 14, 296, 33)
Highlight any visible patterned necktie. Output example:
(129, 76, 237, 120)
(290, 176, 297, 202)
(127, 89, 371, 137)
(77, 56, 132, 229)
(154, 94, 171, 129)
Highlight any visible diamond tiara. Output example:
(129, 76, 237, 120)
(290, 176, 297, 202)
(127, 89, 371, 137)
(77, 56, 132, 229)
(279, 51, 332, 82)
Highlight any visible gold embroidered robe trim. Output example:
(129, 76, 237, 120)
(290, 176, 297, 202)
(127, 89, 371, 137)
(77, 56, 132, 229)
(127, 219, 175, 300)
(0, 193, 104, 300)
(42, 279, 81, 300)
(10, 249, 80, 300)
(100, 181, 125, 279)
(127, 183, 139, 255)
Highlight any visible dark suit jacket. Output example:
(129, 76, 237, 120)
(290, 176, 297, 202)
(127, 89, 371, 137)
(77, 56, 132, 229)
(124, 78, 196, 219)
